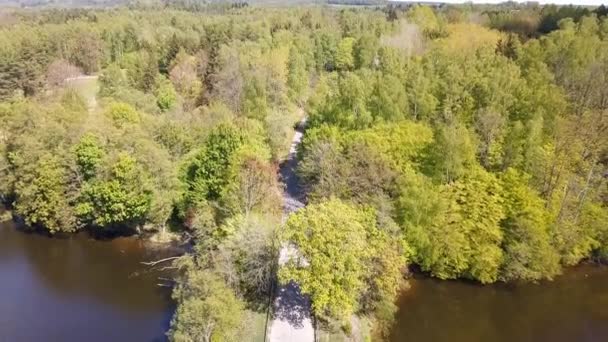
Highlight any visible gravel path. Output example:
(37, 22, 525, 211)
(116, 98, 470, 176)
(269, 118, 314, 342)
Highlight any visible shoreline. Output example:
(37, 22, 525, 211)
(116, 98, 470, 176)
(0, 209, 188, 258)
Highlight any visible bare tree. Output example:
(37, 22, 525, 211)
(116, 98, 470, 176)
(224, 157, 282, 216)
(475, 108, 505, 169)
(209, 47, 243, 113)
(46, 59, 82, 88)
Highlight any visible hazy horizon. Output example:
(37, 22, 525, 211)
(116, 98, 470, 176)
(0, 0, 606, 7)
(391, 0, 605, 6)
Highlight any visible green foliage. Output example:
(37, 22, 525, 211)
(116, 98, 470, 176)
(287, 45, 308, 102)
(369, 74, 408, 122)
(183, 124, 244, 206)
(60, 88, 88, 112)
(581, 203, 608, 260)
(0, 40, 48, 99)
(279, 199, 406, 321)
(74, 133, 105, 180)
(241, 77, 268, 121)
(313, 32, 339, 71)
(126, 50, 159, 92)
(105, 102, 140, 127)
(335, 37, 356, 71)
(424, 123, 477, 183)
(265, 108, 300, 160)
(169, 269, 245, 342)
(99, 63, 127, 98)
(215, 214, 279, 299)
(221, 155, 281, 216)
(407, 5, 445, 38)
(76, 153, 152, 228)
(354, 33, 379, 69)
(1, 9, 608, 340)
(299, 138, 398, 208)
(404, 61, 438, 120)
(298, 121, 433, 211)
(401, 169, 505, 283)
(538, 5, 591, 34)
(350, 121, 434, 172)
(14, 154, 76, 234)
(155, 76, 178, 112)
(499, 169, 561, 281)
(308, 72, 372, 129)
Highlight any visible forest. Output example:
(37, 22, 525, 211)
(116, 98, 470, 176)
(0, 1, 607, 341)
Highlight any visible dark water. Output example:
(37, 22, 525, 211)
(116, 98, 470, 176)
(390, 265, 608, 342)
(0, 219, 177, 342)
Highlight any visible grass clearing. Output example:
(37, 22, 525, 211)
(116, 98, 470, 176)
(244, 308, 269, 342)
(65, 76, 99, 112)
(316, 315, 372, 342)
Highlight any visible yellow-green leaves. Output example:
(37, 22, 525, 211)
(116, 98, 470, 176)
(74, 133, 105, 180)
(168, 271, 245, 342)
(14, 154, 76, 234)
(279, 199, 406, 321)
(402, 168, 505, 283)
(76, 153, 152, 228)
(499, 168, 561, 281)
(104, 102, 140, 128)
(335, 37, 356, 71)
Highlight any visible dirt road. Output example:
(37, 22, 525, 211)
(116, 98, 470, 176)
(269, 118, 313, 342)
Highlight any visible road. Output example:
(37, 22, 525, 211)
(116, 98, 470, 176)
(268, 118, 314, 342)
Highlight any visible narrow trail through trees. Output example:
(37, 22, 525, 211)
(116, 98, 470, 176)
(65, 75, 99, 108)
(269, 118, 314, 342)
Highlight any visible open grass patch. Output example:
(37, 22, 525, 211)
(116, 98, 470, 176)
(243, 309, 269, 342)
(65, 76, 99, 111)
(316, 315, 372, 342)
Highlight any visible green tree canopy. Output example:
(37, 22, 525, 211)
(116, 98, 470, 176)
(279, 199, 406, 321)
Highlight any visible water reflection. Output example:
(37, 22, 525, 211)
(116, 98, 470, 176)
(0, 220, 178, 341)
(390, 265, 608, 342)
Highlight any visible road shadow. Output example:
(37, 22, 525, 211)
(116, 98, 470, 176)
(279, 156, 303, 202)
(273, 281, 312, 328)
(278, 119, 307, 207)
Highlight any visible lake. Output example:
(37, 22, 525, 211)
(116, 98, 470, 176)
(2, 214, 607, 342)
(0, 218, 177, 342)
(390, 264, 608, 342)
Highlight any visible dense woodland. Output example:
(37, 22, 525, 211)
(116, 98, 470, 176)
(0, 2, 607, 341)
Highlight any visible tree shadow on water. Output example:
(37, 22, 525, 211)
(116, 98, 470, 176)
(273, 281, 312, 328)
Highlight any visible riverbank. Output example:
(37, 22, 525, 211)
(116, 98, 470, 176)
(1, 206, 189, 249)
(0, 209, 11, 222)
